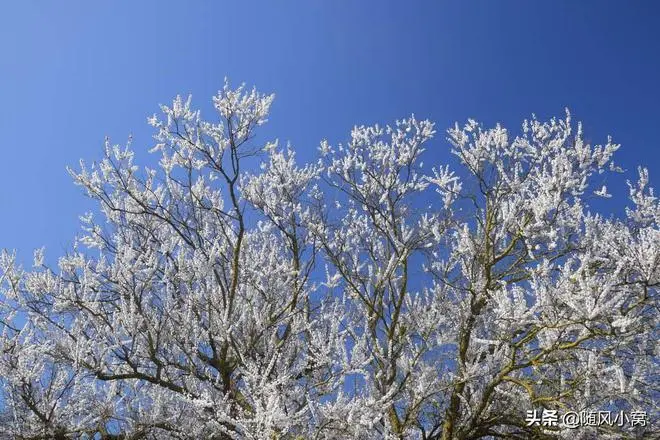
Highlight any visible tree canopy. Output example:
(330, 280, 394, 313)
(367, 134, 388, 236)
(1, 82, 657, 439)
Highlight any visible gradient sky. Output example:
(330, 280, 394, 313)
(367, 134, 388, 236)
(1, 1, 659, 264)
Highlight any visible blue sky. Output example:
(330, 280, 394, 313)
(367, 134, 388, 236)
(1, 1, 659, 263)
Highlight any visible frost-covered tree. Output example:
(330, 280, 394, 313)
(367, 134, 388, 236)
(0, 82, 657, 439)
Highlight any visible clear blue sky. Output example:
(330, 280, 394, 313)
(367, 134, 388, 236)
(1, 1, 659, 262)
